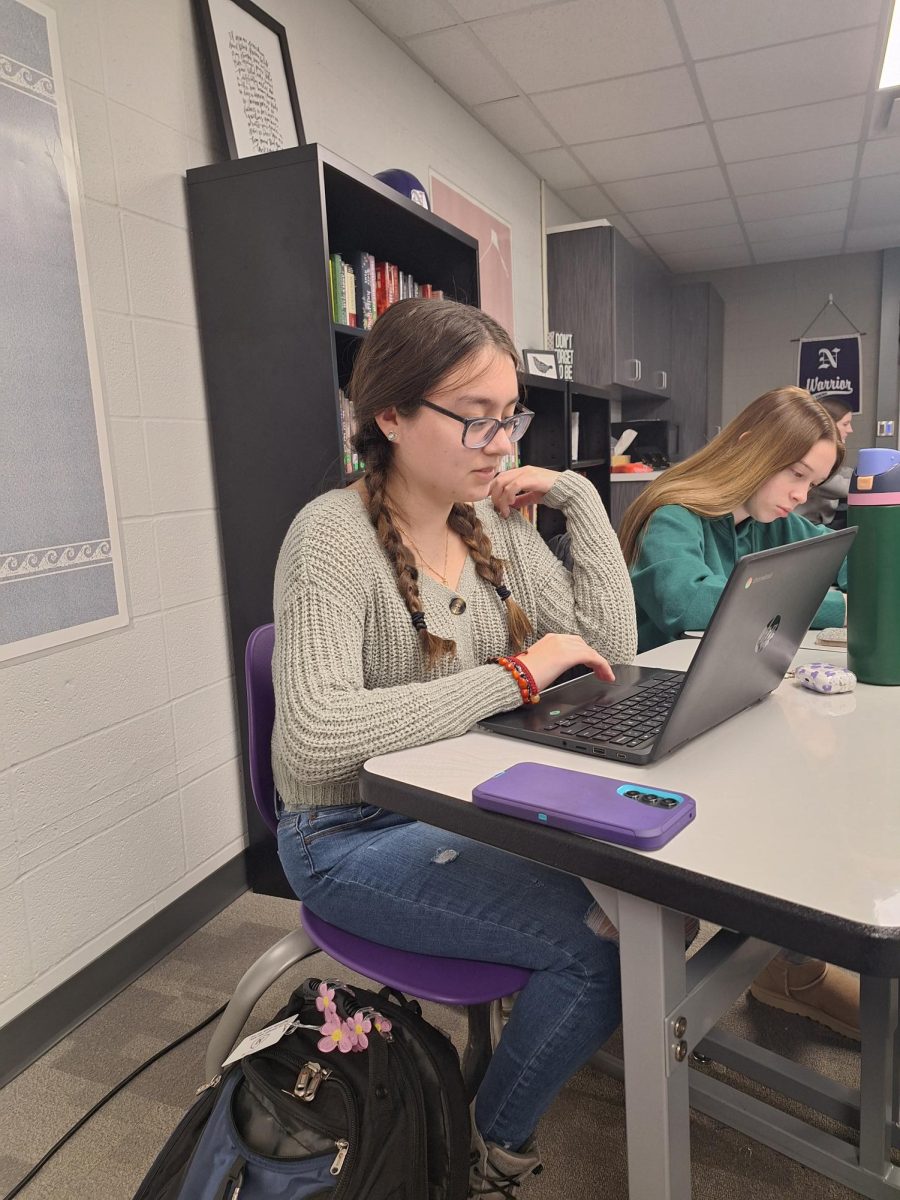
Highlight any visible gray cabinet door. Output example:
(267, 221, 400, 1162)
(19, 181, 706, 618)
(612, 233, 638, 387)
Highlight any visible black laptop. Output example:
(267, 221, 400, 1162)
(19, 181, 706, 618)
(480, 528, 855, 765)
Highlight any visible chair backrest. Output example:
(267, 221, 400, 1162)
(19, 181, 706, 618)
(244, 623, 278, 834)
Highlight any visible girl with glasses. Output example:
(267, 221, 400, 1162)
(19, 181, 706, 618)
(272, 297, 636, 1197)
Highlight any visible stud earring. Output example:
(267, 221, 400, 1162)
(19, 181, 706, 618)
(387, 432, 398, 442)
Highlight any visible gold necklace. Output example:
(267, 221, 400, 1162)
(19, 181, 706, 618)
(404, 526, 450, 586)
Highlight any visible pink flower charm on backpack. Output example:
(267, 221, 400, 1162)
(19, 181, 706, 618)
(318, 1017, 354, 1054)
(348, 1010, 372, 1051)
(316, 982, 337, 1018)
(372, 1012, 393, 1038)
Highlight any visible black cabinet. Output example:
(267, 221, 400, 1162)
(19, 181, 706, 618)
(187, 144, 480, 896)
(518, 376, 611, 541)
(669, 283, 724, 459)
(548, 224, 671, 397)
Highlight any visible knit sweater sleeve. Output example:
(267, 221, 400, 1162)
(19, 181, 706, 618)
(272, 508, 522, 790)
(505, 471, 637, 663)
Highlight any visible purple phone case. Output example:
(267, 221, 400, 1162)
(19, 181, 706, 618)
(472, 762, 696, 851)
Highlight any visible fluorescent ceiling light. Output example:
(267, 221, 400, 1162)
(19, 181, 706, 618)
(880, 0, 900, 88)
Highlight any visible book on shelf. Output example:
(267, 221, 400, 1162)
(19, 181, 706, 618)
(330, 251, 445, 326)
(338, 388, 364, 475)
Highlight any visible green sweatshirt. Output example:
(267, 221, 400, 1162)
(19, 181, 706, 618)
(631, 504, 849, 652)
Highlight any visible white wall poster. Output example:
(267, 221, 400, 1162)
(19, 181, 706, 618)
(0, 0, 128, 662)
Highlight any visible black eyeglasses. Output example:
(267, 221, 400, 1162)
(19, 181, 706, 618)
(420, 399, 534, 448)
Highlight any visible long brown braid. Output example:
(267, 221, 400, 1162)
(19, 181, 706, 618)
(361, 433, 458, 665)
(349, 298, 530, 667)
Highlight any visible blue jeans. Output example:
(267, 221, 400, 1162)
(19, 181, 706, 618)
(277, 803, 622, 1149)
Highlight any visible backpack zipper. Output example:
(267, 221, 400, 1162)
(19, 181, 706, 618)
(238, 1056, 360, 1192)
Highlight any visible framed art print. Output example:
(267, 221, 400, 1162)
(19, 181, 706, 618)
(195, 0, 305, 158)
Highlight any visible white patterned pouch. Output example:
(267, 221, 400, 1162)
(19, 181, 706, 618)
(795, 661, 856, 694)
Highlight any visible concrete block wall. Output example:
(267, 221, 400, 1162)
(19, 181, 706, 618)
(0, 0, 245, 1030)
(0, 0, 555, 1032)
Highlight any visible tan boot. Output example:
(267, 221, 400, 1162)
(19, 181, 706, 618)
(750, 956, 859, 1039)
(469, 1125, 542, 1198)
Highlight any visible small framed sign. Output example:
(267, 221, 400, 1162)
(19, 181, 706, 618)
(195, 0, 305, 159)
(523, 348, 560, 379)
(547, 331, 574, 380)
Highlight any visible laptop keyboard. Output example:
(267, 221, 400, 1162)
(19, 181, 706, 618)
(542, 671, 684, 749)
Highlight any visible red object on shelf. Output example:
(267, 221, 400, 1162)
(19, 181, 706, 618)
(611, 463, 654, 473)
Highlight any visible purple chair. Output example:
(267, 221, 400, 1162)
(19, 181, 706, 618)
(204, 624, 531, 1089)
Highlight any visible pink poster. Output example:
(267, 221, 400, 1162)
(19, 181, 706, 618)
(429, 173, 514, 340)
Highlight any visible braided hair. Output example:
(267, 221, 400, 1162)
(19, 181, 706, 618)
(349, 298, 534, 667)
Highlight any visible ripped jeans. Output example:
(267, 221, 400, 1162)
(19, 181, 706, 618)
(277, 803, 622, 1150)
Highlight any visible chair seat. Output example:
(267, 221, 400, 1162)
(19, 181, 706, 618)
(302, 906, 531, 1006)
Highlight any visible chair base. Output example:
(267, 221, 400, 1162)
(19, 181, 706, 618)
(204, 927, 319, 1079)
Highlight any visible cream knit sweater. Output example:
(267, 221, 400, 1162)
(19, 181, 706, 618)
(272, 470, 637, 811)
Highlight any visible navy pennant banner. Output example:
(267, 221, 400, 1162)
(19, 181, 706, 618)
(797, 334, 862, 412)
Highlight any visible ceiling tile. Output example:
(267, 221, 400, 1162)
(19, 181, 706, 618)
(743, 208, 848, 241)
(405, 26, 516, 105)
(673, 0, 882, 60)
(450, 0, 551, 17)
(629, 197, 737, 234)
(845, 223, 900, 251)
(751, 231, 845, 262)
(470, 0, 682, 94)
(645, 224, 746, 255)
(695, 27, 876, 122)
(661, 244, 753, 273)
(859, 135, 900, 178)
(737, 180, 853, 222)
(524, 146, 592, 189)
(472, 96, 559, 153)
(351, 0, 459, 38)
(605, 165, 728, 211)
(727, 144, 858, 194)
(575, 124, 717, 182)
(554, 184, 616, 220)
(715, 96, 866, 163)
(853, 172, 900, 226)
(607, 214, 637, 239)
(532, 67, 703, 145)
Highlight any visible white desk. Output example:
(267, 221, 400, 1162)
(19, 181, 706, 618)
(362, 640, 900, 1200)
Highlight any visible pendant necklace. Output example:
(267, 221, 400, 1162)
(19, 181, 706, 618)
(404, 525, 450, 587)
(403, 525, 468, 615)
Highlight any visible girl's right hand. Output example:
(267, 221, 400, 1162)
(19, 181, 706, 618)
(515, 634, 615, 692)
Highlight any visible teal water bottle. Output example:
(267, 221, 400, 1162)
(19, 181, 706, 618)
(847, 447, 900, 685)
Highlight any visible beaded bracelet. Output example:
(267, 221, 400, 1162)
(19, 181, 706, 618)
(510, 655, 539, 700)
(492, 655, 540, 705)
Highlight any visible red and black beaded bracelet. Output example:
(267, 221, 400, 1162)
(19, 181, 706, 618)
(491, 654, 540, 705)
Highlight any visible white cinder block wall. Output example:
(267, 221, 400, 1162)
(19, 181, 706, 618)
(0, 0, 558, 1031)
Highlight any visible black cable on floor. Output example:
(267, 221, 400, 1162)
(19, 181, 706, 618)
(1, 1001, 228, 1200)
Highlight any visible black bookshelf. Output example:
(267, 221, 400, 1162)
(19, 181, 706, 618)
(568, 381, 612, 520)
(186, 144, 479, 896)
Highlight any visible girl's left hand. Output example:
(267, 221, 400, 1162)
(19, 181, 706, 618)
(489, 466, 562, 518)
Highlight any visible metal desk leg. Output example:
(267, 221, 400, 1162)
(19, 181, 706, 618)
(586, 882, 691, 1200)
(859, 976, 899, 1178)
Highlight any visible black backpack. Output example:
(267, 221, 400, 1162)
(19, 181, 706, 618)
(133, 977, 471, 1199)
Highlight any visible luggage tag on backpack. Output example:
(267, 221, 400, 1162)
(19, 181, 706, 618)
(221, 1014, 318, 1067)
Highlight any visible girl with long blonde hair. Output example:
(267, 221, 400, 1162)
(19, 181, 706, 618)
(620, 385, 856, 1042)
(620, 386, 847, 653)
